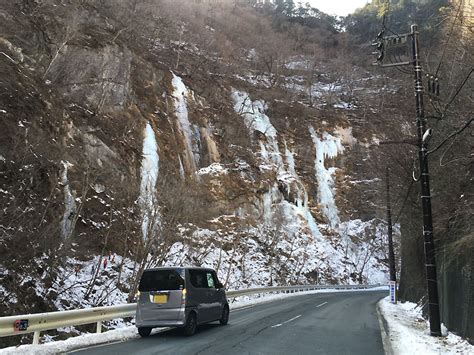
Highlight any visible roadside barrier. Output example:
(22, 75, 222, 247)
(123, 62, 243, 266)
(0, 284, 385, 345)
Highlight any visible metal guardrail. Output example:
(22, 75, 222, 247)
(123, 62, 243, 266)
(0, 284, 384, 345)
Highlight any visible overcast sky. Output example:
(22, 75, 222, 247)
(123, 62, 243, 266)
(307, 0, 370, 17)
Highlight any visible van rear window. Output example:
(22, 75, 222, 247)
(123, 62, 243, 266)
(138, 269, 184, 291)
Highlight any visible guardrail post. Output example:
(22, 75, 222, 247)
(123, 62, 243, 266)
(96, 321, 102, 334)
(33, 331, 40, 345)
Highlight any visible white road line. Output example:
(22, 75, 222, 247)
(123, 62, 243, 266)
(316, 301, 328, 308)
(231, 305, 255, 312)
(271, 314, 302, 328)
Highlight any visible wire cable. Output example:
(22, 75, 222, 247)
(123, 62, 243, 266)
(442, 68, 473, 116)
(428, 117, 473, 155)
(393, 179, 415, 225)
(435, 2, 463, 77)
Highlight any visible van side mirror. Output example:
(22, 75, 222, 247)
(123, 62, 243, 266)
(216, 282, 224, 289)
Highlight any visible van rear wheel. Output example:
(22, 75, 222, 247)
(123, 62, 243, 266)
(219, 305, 229, 325)
(138, 327, 152, 337)
(184, 312, 197, 336)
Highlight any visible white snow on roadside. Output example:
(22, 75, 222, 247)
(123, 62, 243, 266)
(0, 326, 140, 355)
(378, 296, 473, 355)
(138, 123, 159, 241)
(0, 287, 388, 354)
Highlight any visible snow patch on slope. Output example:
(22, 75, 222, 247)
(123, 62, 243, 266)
(338, 219, 391, 284)
(50, 255, 136, 310)
(198, 162, 228, 176)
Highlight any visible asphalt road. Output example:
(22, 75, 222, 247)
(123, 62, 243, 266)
(70, 290, 386, 355)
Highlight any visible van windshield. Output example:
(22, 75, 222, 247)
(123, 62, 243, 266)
(138, 269, 185, 291)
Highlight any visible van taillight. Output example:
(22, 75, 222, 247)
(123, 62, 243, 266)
(181, 288, 187, 304)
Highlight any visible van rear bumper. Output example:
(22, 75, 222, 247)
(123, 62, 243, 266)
(135, 319, 186, 328)
(135, 307, 186, 328)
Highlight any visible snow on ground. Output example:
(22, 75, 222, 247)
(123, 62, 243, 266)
(138, 122, 159, 241)
(283, 55, 312, 70)
(379, 297, 473, 355)
(338, 219, 392, 284)
(0, 287, 388, 354)
(0, 326, 139, 355)
(50, 255, 136, 311)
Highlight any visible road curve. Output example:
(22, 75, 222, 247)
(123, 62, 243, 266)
(70, 290, 386, 355)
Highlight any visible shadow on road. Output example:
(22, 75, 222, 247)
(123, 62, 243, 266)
(148, 323, 224, 339)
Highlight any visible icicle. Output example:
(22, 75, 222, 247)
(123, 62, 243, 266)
(171, 73, 201, 173)
(60, 161, 76, 239)
(139, 123, 159, 241)
(309, 126, 344, 228)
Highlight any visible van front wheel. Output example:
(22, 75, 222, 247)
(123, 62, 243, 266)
(184, 312, 197, 336)
(219, 305, 229, 325)
(138, 327, 152, 337)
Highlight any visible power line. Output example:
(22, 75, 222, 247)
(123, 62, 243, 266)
(434, 1, 463, 77)
(428, 117, 473, 156)
(442, 68, 473, 116)
(393, 179, 415, 225)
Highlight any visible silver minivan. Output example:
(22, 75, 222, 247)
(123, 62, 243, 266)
(135, 267, 229, 336)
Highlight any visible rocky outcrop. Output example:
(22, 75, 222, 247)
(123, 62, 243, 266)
(0, 2, 405, 330)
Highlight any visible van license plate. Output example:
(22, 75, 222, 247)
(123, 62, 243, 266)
(152, 295, 168, 304)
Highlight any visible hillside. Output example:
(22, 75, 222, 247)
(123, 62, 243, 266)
(0, 0, 472, 345)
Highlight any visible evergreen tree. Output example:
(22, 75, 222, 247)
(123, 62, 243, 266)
(345, 0, 449, 45)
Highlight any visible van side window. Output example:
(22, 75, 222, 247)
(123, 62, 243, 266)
(206, 272, 215, 288)
(189, 270, 208, 288)
(211, 271, 221, 287)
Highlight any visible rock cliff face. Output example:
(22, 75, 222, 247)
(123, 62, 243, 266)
(0, 1, 405, 324)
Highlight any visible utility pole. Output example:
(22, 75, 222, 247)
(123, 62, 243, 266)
(410, 24, 441, 337)
(386, 167, 396, 283)
(371, 24, 442, 336)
